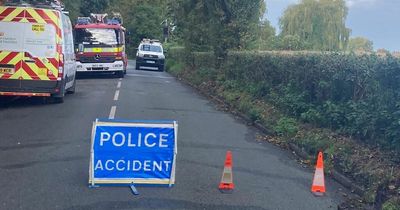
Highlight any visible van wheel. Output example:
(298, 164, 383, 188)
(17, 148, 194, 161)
(47, 94, 64, 104)
(159, 65, 165, 72)
(67, 78, 76, 94)
(51, 96, 64, 104)
(49, 81, 65, 103)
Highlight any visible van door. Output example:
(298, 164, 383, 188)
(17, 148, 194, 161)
(0, 7, 60, 91)
(21, 21, 58, 81)
(22, 8, 59, 82)
(0, 7, 24, 88)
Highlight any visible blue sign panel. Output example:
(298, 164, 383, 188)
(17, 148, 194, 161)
(89, 120, 178, 186)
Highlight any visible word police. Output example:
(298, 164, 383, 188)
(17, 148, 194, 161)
(100, 132, 170, 148)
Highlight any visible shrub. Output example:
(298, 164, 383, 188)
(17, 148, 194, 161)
(170, 49, 400, 151)
(274, 117, 299, 139)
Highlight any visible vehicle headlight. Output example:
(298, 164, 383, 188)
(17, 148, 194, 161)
(137, 52, 144, 57)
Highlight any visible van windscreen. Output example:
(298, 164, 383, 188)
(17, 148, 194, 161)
(0, 22, 56, 57)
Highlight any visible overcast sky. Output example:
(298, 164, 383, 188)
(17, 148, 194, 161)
(265, 0, 400, 51)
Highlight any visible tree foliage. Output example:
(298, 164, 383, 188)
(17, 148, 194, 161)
(80, 0, 109, 16)
(107, 0, 167, 54)
(348, 37, 374, 52)
(280, 0, 350, 51)
(63, 0, 81, 23)
(169, 48, 400, 151)
(172, 0, 265, 58)
(251, 20, 277, 50)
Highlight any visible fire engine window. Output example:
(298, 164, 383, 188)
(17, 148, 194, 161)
(75, 28, 119, 46)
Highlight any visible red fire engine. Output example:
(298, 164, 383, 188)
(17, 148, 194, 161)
(74, 13, 127, 78)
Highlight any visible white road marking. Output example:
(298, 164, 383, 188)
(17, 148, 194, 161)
(119, 78, 122, 81)
(127, 74, 174, 79)
(109, 106, 116, 119)
(117, 81, 122, 89)
(114, 90, 120, 101)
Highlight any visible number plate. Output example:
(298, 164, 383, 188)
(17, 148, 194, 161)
(146, 60, 155, 64)
(0, 67, 13, 74)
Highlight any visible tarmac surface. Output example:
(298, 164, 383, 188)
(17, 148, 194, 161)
(0, 60, 346, 210)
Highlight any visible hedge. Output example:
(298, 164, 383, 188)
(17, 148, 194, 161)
(168, 49, 400, 151)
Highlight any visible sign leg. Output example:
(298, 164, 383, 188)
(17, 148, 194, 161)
(130, 182, 139, 195)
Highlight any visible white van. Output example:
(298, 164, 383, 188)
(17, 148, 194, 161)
(0, 2, 76, 103)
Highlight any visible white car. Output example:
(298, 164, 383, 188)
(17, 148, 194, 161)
(136, 39, 165, 71)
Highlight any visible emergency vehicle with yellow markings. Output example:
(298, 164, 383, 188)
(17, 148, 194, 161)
(74, 13, 127, 78)
(0, 0, 77, 103)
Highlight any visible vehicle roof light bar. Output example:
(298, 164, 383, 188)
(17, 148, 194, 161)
(4, 0, 65, 10)
(141, 39, 161, 44)
(77, 17, 91, 25)
(76, 13, 123, 25)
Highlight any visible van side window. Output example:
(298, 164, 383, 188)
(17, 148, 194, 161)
(61, 13, 74, 61)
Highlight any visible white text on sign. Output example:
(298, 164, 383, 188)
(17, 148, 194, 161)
(100, 132, 169, 148)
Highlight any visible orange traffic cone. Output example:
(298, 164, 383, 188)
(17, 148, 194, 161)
(219, 151, 234, 193)
(311, 151, 326, 196)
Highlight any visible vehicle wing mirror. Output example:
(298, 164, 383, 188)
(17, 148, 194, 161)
(78, 44, 84, 53)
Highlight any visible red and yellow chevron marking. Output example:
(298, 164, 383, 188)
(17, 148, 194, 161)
(26, 8, 62, 43)
(0, 6, 62, 81)
(0, 6, 62, 43)
(0, 51, 22, 80)
(0, 7, 24, 22)
(0, 51, 59, 81)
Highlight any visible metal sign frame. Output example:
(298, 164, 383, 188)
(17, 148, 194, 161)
(89, 119, 178, 187)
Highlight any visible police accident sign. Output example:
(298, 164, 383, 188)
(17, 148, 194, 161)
(89, 119, 178, 186)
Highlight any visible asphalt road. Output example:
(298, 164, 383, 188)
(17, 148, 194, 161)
(0, 60, 346, 210)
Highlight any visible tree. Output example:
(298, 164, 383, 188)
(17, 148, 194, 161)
(279, 34, 308, 51)
(80, 0, 109, 16)
(253, 20, 277, 50)
(347, 37, 374, 52)
(377, 48, 390, 54)
(63, 0, 82, 24)
(279, 0, 351, 51)
(172, 0, 264, 59)
(107, 0, 167, 55)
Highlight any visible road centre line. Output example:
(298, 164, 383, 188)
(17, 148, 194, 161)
(117, 81, 121, 89)
(114, 90, 120, 101)
(109, 106, 116, 119)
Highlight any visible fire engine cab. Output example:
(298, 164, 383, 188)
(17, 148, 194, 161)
(74, 13, 127, 78)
